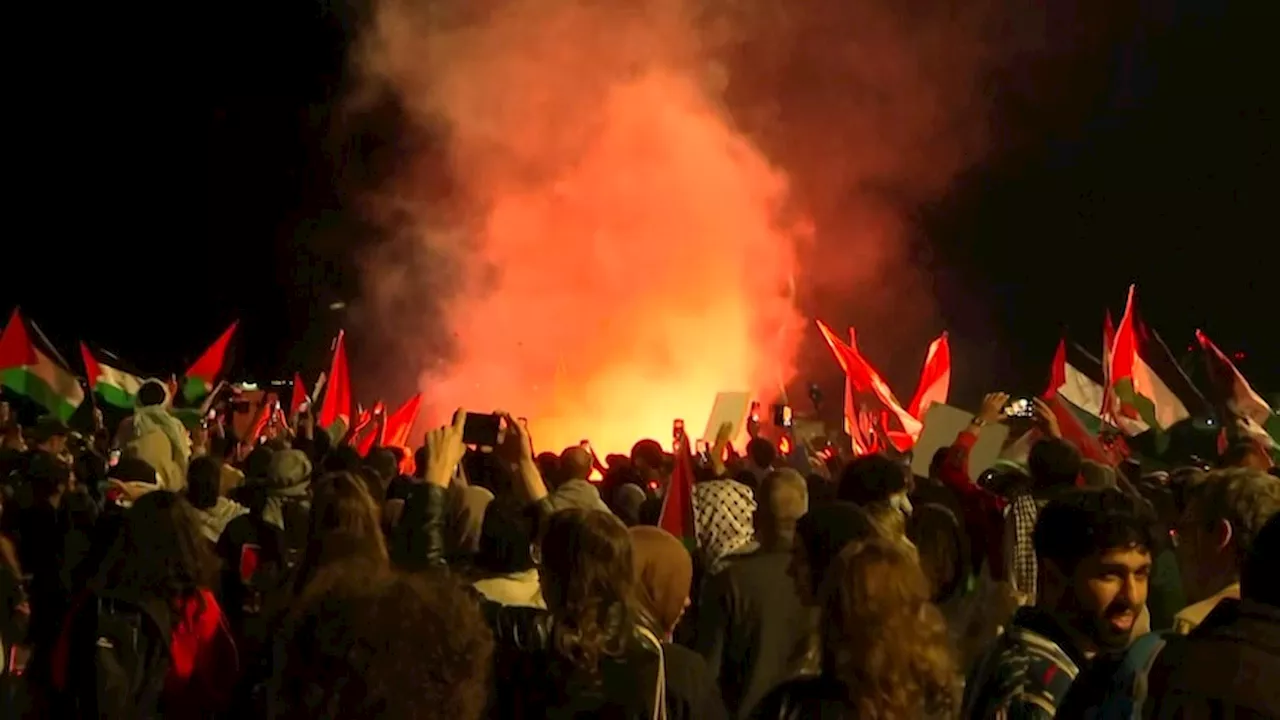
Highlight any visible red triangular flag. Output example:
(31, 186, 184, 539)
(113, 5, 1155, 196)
(79, 342, 101, 392)
(0, 309, 37, 370)
(182, 321, 238, 403)
(1195, 329, 1272, 426)
(289, 373, 309, 416)
(907, 332, 951, 420)
(318, 330, 351, 430)
(384, 393, 424, 448)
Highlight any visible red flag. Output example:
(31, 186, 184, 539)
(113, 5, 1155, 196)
(659, 427, 696, 549)
(1195, 329, 1272, 426)
(816, 319, 921, 452)
(318, 330, 351, 430)
(907, 332, 951, 420)
(0, 309, 37, 370)
(384, 393, 424, 448)
(289, 373, 309, 416)
(1044, 339, 1127, 465)
(182, 322, 238, 404)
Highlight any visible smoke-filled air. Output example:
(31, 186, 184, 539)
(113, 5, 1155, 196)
(353, 0, 1004, 453)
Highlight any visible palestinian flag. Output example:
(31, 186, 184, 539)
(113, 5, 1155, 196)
(659, 427, 697, 551)
(1045, 339, 1129, 465)
(906, 332, 951, 420)
(1047, 338, 1107, 435)
(1196, 329, 1279, 448)
(0, 309, 85, 421)
(1107, 286, 1209, 434)
(79, 343, 145, 409)
(182, 321, 238, 405)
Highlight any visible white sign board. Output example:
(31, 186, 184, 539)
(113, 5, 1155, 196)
(910, 403, 1010, 481)
(701, 391, 752, 445)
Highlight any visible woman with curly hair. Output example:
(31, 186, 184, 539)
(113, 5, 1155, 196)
(493, 507, 666, 718)
(752, 537, 959, 719)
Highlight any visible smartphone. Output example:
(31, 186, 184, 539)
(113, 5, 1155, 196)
(274, 401, 282, 413)
(108, 449, 121, 467)
(239, 543, 261, 583)
(673, 419, 684, 441)
(462, 412, 502, 447)
(749, 401, 761, 424)
(772, 403, 793, 428)
(1003, 397, 1034, 419)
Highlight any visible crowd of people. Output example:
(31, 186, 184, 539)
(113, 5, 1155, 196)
(0, 375, 1277, 719)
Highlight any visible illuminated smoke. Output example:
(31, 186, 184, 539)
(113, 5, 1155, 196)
(352, 0, 1008, 452)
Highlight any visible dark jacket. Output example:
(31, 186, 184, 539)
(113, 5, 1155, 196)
(1143, 598, 1280, 718)
(398, 483, 715, 720)
(747, 675, 849, 720)
(694, 546, 809, 719)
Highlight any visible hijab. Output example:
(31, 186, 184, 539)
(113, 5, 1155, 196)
(628, 526, 693, 637)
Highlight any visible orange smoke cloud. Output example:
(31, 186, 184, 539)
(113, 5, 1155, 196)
(356, 0, 804, 454)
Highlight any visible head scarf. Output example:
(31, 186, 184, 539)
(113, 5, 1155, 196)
(693, 479, 758, 567)
(795, 501, 879, 594)
(628, 526, 693, 636)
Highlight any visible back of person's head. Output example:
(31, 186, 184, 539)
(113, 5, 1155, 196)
(820, 538, 956, 718)
(837, 453, 908, 506)
(538, 508, 636, 674)
(559, 446, 592, 482)
(1079, 460, 1117, 490)
(25, 450, 71, 503)
(1028, 437, 1083, 490)
(1178, 468, 1280, 600)
(865, 501, 907, 544)
(296, 472, 388, 594)
(755, 468, 809, 544)
(928, 447, 950, 480)
(186, 455, 223, 511)
(322, 445, 363, 474)
(746, 437, 777, 469)
(243, 445, 276, 482)
(1220, 440, 1272, 471)
(272, 562, 493, 720)
(793, 502, 882, 605)
(364, 448, 399, 486)
(534, 451, 562, 487)
(1241, 512, 1280, 606)
(628, 526, 694, 636)
(413, 445, 428, 477)
(910, 503, 969, 604)
(475, 497, 536, 575)
(630, 439, 664, 472)
(135, 379, 168, 408)
(979, 463, 1033, 500)
(96, 490, 217, 602)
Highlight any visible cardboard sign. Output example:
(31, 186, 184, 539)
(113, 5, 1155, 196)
(909, 403, 1010, 481)
(701, 391, 752, 445)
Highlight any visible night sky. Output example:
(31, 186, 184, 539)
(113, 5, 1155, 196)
(4, 0, 1275, 411)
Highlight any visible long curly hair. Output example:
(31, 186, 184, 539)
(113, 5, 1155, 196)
(94, 491, 219, 609)
(292, 471, 389, 595)
(538, 508, 636, 677)
(820, 537, 958, 719)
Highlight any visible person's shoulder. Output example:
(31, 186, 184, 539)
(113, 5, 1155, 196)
(967, 628, 1077, 719)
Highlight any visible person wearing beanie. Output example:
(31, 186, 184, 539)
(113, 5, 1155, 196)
(261, 449, 312, 531)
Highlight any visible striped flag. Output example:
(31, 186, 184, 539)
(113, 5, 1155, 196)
(0, 309, 84, 421)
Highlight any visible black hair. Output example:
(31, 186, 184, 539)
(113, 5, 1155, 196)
(26, 451, 71, 502)
(928, 447, 949, 479)
(746, 437, 777, 469)
(837, 453, 908, 506)
(474, 498, 536, 575)
(1033, 488, 1157, 574)
(186, 455, 223, 510)
(1028, 437, 1083, 489)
